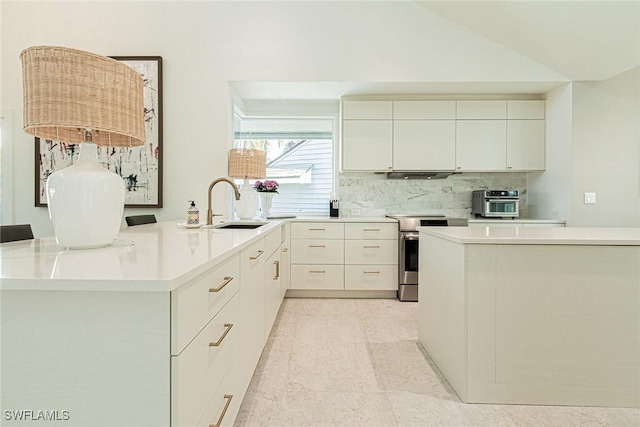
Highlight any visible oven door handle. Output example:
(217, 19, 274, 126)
(401, 232, 420, 241)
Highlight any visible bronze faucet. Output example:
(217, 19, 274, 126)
(207, 177, 241, 225)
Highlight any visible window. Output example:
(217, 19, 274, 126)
(234, 116, 334, 215)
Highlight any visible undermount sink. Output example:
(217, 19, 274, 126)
(213, 222, 267, 229)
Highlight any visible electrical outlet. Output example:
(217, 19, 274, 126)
(584, 192, 597, 204)
(350, 209, 361, 216)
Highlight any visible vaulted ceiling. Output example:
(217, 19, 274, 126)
(417, 1, 640, 81)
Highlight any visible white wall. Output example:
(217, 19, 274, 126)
(1, 1, 567, 236)
(570, 67, 640, 227)
(527, 83, 573, 222)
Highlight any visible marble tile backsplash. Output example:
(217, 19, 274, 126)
(338, 172, 527, 218)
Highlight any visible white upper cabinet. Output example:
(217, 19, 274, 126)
(456, 101, 506, 119)
(393, 101, 456, 170)
(393, 120, 456, 171)
(507, 100, 545, 119)
(507, 120, 545, 170)
(342, 101, 393, 171)
(394, 101, 455, 119)
(342, 98, 545, 173)
(456, 120, 507, 171)
(342, 101, 392, 119)
(342, 120, 393, 171)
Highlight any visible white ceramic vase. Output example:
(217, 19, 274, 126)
(46, 142, 125, 249)
(259, 192, 276, 217)
(235, 180, 259, 220)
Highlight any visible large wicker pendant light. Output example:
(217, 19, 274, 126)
(21, 46, 145, 249)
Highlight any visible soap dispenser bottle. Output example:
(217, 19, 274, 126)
(187, 200, 199, 225)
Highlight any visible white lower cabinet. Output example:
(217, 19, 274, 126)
(289, 221, 398, 292)
(198, 355, 244, 427)
(171, 295, 240, 427)
(344, 265, 397, 290)
(290, 264, 345, 290)
(264, 243, 282, 339)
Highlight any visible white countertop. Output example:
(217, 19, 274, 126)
(291, 216, 398, 223)
(0, 220, 286, 292)
(468, 218, 566, 224)
(418, 226, 640, 246)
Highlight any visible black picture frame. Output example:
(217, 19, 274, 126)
(35, 56, 163, 208)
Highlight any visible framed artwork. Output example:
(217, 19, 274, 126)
(35, 56, 163, 207)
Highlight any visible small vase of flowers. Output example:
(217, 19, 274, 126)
(253, 180, 279, 217)
(253, 180, 279, 193)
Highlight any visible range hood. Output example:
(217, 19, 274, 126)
(386, 171, 457, 180)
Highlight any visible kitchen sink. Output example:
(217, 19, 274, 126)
(213, 222, 267, 229)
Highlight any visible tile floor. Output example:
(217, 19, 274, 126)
(235, 298, 640, 426)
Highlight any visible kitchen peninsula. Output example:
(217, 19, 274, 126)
(0, 220, 290, 427)
(417, 226, 640, 408)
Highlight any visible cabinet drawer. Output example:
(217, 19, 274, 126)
(344, 223, 398, 240)
(171, 295, 240, 427)
(344, 265, 398, 291)
(199, 355, 243, 427)
(265, 226, 281, 258)
(290, 265, 344, 290)
(171, 254, 240, 355)
(291, 239, 344, 264)
(291, 222, 344, 239)
(344, 240, 397, 264)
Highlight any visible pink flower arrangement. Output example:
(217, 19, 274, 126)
(253, 180, 279, 193)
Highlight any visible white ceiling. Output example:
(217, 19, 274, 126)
(232, 1, 640, 101)
(417, 1, 640, 81)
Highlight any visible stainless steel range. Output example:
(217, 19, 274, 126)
(386, 214, 468, 301)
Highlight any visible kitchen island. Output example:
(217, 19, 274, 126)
(0, 220, 287, 427)
(418, 226, 640, 408)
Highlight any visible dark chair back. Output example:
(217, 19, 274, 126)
(125, 215, 157, 226)
(0, 224, 35, 243)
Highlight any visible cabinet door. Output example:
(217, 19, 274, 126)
(393, 120, 456, 171)
(342, 100, 392, 119)
(264, 247, 282, 339)
(456, 100, 506, 119)
(394, 101, 455, 119)
(506, 120, 545, 171)
(342, 120, 393, 171)
(281, 224, 291, 294)
(239, 238, 265, 386)
(507, 100, 545, 119)
(456, 120, 506, 171)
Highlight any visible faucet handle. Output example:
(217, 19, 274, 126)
(212, 213, 224, 218)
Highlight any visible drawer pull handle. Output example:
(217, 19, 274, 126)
(249, 250, 264, 260)
(209, 276, 233, 293)
(282, 247, 288, 252)
(309, 245, 326, 248)
(363, 245, 380, 249)
(363, 228, 380, 231)
(309, 270, 326, 274)
(364, 271, 380, 274)
(274, 260, 280, 280)
(309, 228, 325, 231)
(209, 394, 233, 427)
(209, 323, 234, 347)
